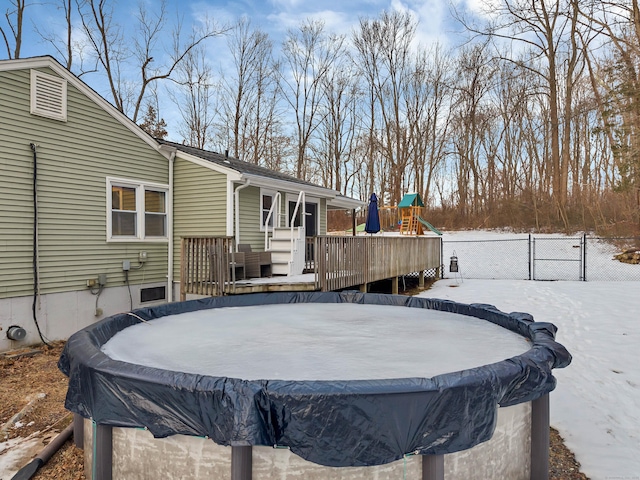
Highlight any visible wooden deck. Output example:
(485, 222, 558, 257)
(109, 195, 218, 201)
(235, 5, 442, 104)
(180, 235, 442, 299)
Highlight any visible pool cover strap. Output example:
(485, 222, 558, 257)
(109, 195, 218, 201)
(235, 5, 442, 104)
(58, 292, 571, 468)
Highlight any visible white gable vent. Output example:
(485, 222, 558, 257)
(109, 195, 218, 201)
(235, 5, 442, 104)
(30, 70, 67, 121)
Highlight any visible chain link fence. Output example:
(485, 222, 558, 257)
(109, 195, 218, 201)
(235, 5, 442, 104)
(441, 235, 640, 282)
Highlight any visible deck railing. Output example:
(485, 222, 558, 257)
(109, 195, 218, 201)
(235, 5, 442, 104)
(180, 236, 237, 299)
(304, 237, 316, 273)
(180, 235, 442, 297)
(315, 236, 442, 292)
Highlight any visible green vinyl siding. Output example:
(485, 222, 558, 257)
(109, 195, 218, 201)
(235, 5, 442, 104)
(236, 187, 327, 252)
(0, 67, 168, 299)
(319, 198, 327, 235)
(172, 158, 228, 280)
(237, 185, 263, 251)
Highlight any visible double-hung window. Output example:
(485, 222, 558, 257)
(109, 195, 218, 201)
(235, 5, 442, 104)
(107, 178, 168, 241)
(260, 190, 276, 231)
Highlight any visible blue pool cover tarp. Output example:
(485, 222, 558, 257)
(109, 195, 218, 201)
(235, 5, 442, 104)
(59, 291, 571, 467)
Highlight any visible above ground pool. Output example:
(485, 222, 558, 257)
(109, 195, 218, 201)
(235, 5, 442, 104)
(59, 292, 571, 480)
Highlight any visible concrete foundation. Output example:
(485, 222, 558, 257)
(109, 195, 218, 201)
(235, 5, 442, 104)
(82, 402, 531, 480)
(446, 401, 531, 479)
(0, 283, 167, 352)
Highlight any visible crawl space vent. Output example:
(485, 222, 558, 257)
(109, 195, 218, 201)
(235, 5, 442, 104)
(30, 70, 67, 121)
(140, 286, 166, 303)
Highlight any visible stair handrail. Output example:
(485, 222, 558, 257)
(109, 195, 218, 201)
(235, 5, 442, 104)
(264, 192, 281, 251)
(289, 191, 305, 273)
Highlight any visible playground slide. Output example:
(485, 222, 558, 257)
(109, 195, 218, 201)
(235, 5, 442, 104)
(415, 216, 443, 236)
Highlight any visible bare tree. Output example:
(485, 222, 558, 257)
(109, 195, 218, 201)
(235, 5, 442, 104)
(78, 0, 225, 122)
(0, 0, 25, 59)
(580, 0, 640, 226)
(353, 11, 418, 205)
(352, 15, 382, 199)
(312, 41, 361, 193)
(457, 0, 585, 227)
(33, 0, 74, 69)
(280, 19, 344, 179)
(218, 18, 280, 165)
(170, 46, 217, 149)
(449, 42, 497, 219)
(406, 44, 454, 205)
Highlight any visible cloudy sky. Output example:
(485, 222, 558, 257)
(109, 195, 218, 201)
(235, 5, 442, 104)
(17, 0, 482, 60)
(11, 0, 485, 141)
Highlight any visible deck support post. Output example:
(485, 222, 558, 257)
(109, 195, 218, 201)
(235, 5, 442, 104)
(422, 454, 444, 480)
(73, 413, 84, 449)
(360, 283, 367, 293)
(391, 276, 399, 294)
(351, 208, 356, 237)
(231, 445, 252, 480)
(531, 394, 550, 480)
(94, 423, 112, 480)
(419, 270, 425, 288)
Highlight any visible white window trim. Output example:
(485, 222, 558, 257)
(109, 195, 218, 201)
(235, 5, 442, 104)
(106, 177, 169, 242)
(285, 193, 319, 232)
(30, 69, 67, 121)
(259, 188, 278, 232)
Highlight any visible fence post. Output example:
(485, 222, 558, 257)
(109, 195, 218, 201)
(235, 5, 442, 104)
(528, 234, 532, 281)
(422, 454, 444, 480)
(531, 394, 550, 480)
(231, 445, 252, 480)
(440, 237, 444, 279)
(583, 233, 587, 282)
(93, 423, 113, 480)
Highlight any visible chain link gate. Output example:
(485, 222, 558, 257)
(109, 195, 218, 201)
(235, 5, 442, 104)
(442, 234, 597, 281)
(531, 234, 586, 281)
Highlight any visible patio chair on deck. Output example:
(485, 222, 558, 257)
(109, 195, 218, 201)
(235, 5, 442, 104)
(238, 244, 272, 278)
(209, 248, 246, 282)
(228, 251, 246, 280)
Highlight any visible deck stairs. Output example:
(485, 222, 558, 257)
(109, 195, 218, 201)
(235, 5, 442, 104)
(268, 227, 306, 275)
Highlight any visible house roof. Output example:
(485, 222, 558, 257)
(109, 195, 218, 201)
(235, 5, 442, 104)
(158, 140, 364, 209)
(398, 193, 424, 208)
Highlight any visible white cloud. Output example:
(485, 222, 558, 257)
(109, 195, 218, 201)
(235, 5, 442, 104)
(269, 0, 304, 8)
(190, 1, 238, 28)
(457, 0, 502, 19)
(266, 9, 354, 37)
(381, 0, 452, 49)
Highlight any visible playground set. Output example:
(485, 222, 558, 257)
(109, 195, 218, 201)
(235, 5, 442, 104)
(379, 193, 442, 236)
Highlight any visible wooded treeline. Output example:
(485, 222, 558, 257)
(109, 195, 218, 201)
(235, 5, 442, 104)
(3, 0, 640, 234)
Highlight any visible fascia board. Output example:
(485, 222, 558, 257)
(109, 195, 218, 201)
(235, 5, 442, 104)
(240, 173, 341, 200)
(176, 151, 242, 180)
(327, 196, 366, 210)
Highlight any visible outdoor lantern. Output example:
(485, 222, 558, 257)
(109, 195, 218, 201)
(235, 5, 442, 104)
(450, 255, 459, 273)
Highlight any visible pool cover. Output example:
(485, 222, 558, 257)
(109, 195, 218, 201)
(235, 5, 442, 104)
(59, 291, 571, 467)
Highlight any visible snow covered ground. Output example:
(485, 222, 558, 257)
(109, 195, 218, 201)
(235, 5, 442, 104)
(421, 230, 640, 480)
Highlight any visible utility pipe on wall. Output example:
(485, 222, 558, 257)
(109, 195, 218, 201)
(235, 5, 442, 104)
(234, 179, 251, 251)
(167, 150, 175, 302)
(159, 144, 177, 303)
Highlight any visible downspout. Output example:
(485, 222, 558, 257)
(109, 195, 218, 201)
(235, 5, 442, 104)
(11, 420, 74, 480)
(234, 178, 251, 251)
(167, 150, 176, 302)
